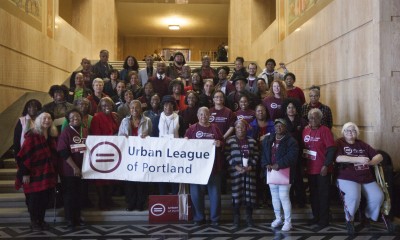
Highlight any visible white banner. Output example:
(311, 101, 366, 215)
(82, 136, 215, 185)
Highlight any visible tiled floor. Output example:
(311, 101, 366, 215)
(0, 220, 398, 239)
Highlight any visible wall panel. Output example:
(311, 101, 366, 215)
(122, 37, 227, 61)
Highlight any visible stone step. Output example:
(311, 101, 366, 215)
(0, 204, 345, 224)
(3, 159, 17, 169)
(0, 168, 17, 180)
(0, 180, 20, 193)
(0, 193, 25, 207)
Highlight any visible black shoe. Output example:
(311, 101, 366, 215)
(313, 223, 329, 232)
(193, 220, 206, 226)
(211, 221, 219, 226)
(346, 221, 355, 235)
(66, 221, 75, 230)
(40, 221, 50, 230)
(126, 207, 135, 211)
(30, 222, 42, 232)
(307, 218, 319, 225)
(75, 219, 86, 226)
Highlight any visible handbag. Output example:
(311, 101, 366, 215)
(266, 167, 290, 185)
(178, 183, 189, 221)
(374, 164, 391, 216)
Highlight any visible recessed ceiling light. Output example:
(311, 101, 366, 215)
(168, 25, 180, 30)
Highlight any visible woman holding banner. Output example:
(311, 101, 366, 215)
(225, 119, 259, 229)
(151, 95, 185, 195)
(90, 97, 120, 210)
(57, 109, 87, 229)
(118, 100, 152, 211)
(184, 107, 224, 226)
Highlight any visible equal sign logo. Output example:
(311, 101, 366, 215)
(89, 141, 122, 173)
(96, 153, 115, 163)
(151, 203, 166, 216)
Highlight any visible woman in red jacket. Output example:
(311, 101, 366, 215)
(15, 111, 58, 231)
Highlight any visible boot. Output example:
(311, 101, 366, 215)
(30, 220, 41, 232)
(233, 207, 240, 229)
(246, 207, 254, 227)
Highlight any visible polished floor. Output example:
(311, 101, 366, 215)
(0, 220, 398, 239)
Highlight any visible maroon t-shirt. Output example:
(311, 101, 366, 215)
(335, 138, 377, 183)
(184, 123, 224, 174)
(271, 139, 281, 164)
(263, 96, 284, 120)
(287, 87, 306, 105)
(209, 106, 236, 134)
(235, 109, 256, 124)
(302, 125, 335, 174)
(57, 126, 85, 176)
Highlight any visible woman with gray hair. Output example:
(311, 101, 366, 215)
(118, 100, 152, 211)
(301, 86, 333, 129)
(302, 108, 336, 231)
(335, 122, 383, 235)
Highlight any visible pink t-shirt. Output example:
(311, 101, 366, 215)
(302, 125, 335, 174)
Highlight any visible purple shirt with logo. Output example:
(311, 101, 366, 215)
(335, 137, 377, 183)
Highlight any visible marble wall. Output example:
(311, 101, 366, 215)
(229, 0, 400, 169)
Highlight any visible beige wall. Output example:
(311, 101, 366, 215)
(122, 36, 228, 61)
(229, 0, 400, 169)
(0, 0, 118, 156)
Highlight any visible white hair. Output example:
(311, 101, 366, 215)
(341, 122, 360, 136)
(33, 112, 58, 137)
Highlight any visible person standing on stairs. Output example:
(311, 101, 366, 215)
(15, 111, 58, 231)
(225, 119, 259, 229)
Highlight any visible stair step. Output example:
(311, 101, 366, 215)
(3, 159, 17, 169)
(0, 180, 21, 193)
(0, 205, 345, 223)
(0, 168, 17, 180)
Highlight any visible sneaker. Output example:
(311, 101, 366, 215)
(281, 222, 292, 231)
(346, 221, 355, 235)
(271, 218, 283, 228)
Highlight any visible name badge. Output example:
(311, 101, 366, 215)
(303, 149, 317, 160)
(71, 143, 86, 153)
(354, 163, 369, 171)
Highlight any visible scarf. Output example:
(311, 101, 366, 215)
(158, 112, 179, 138)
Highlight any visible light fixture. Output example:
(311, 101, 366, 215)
(168, 25, 180, 30)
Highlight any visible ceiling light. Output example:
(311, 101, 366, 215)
(168, 25, 180, 30)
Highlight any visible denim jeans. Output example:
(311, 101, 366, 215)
(269, 184, 292, 223)
(190, 173, 221, 222)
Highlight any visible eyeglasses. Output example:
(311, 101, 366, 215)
(344, 130, 357, 134)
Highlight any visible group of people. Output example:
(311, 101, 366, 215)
(13, 50, 385, 235)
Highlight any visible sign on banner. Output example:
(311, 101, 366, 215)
(82, 136, 216, 185)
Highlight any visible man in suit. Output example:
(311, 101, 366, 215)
(148, 62, 171, 99)
(139, 55, 156, 86)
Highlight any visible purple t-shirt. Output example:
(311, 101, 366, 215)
(335, 138, 378, 183)
(235, 109, 256, 124)
(263, 96, 284, 120)
(57, 126, 85, 176)
(209, 106, 236, 134)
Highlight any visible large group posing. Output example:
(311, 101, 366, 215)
(14, 49, 385, 235)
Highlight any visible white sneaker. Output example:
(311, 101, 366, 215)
(281, 222, 292, 231)
(271, 219, 283, 228)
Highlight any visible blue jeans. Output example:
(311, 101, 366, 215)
(190, 173, 221, 222)
(269, 184, 292, 223)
